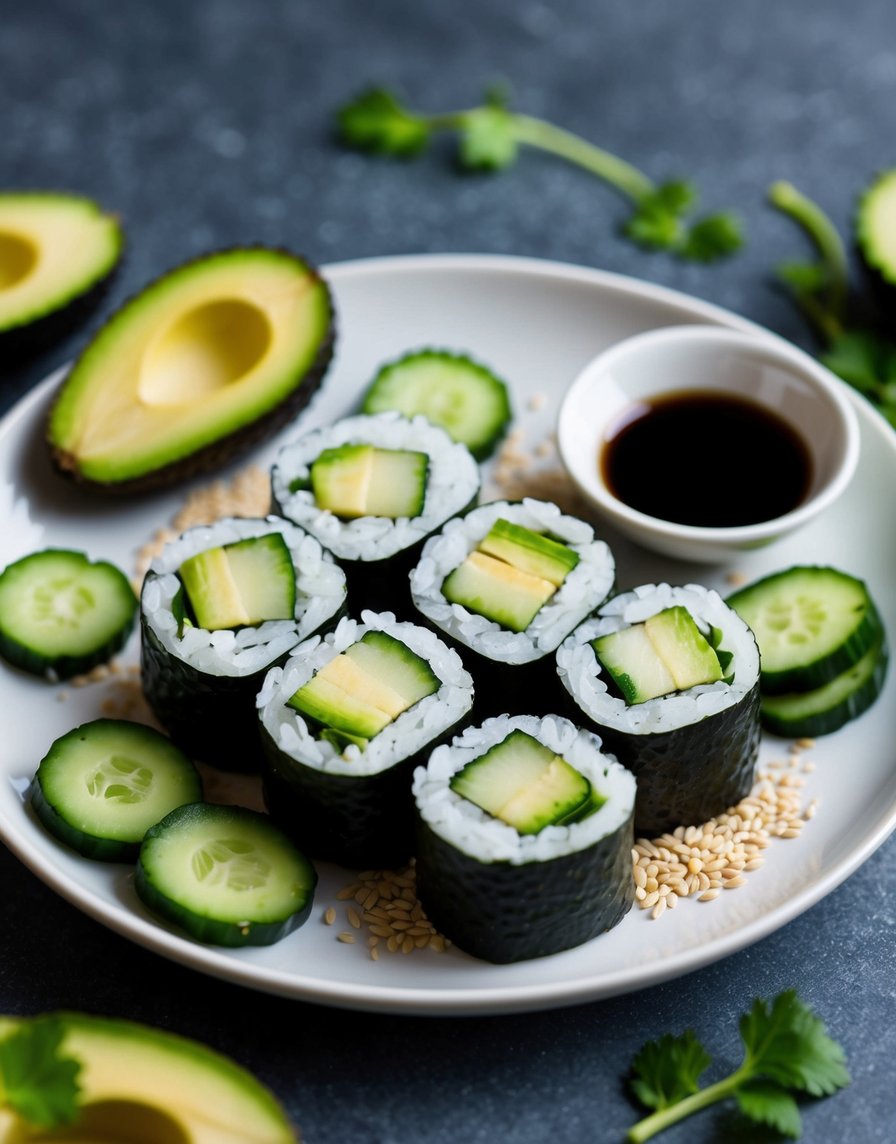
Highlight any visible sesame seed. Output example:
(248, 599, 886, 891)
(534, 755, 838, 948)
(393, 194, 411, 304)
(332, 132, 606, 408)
(323, 907, 336, 926)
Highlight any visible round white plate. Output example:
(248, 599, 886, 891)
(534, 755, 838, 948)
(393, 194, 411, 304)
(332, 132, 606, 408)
(1, 253, 894, 1016)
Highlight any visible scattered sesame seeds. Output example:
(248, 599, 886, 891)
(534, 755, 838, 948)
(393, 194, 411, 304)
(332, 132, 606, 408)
(632, 746, 816, 919)
(330, 861, 449, 959)
(527, 392, 548, 412)
(725, 570, 749, 587)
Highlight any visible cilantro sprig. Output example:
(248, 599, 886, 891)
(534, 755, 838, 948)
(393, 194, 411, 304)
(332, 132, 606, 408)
(337, 86, 744, 262)
(626, 990, 850, 1141)
(0, 1016, 82, 1129)
(769, 179, 896, 428)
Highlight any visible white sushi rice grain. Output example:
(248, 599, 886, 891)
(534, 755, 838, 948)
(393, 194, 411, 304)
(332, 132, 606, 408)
(270, 412, 480, 562)
(257, 611, 475, 776)
(412, 713, 636, 865)
(141, 517, 347, 678)
(409, 498, 616, 664)
(556, 583, 760, 735)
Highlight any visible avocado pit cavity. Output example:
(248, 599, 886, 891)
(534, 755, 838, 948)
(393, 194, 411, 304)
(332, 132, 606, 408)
(0, 231, 38, 291)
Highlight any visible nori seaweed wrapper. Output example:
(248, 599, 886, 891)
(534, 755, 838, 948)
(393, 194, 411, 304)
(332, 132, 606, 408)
(414, 814, 634, 964)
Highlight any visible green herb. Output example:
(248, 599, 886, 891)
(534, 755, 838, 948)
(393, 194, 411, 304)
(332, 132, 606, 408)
(626, 990, 850, 1142)
(337, 86, 744, 262)
(769, 179, 896, 428)
(0, 1016, 82, 1129)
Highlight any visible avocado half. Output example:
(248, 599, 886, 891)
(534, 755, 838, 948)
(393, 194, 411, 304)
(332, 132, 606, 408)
(0, 191, 123, 362)
(0, 1012, 297, 1142)
(46, 247, 335, 493)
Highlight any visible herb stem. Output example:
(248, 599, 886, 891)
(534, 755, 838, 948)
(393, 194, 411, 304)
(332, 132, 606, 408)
(626, 1068, 748, 1143)
(768, 180, 849, 333)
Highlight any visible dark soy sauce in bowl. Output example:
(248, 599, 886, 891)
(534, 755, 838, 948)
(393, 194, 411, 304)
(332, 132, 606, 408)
(600, 389, 813, 528)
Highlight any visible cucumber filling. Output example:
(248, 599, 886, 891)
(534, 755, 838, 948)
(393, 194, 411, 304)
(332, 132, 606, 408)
(177, 532, 297, 631)
(441, 519, 580, 633)
(287, 629, 439, 750)
(593, 606, 724, 705)
(449, 729, 604, 834)
(310, 443, 429, 519)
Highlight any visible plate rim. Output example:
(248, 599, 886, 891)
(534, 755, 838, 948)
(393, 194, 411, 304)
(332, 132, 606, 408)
(2, 250, 895, 1016)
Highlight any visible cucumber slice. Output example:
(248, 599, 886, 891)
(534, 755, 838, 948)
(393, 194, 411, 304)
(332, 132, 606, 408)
(30, 719, 202, 861)
(760, 635, 888, 737)
(360, 348, 512, 460)
(136, 803, 317, 947)
(726, 566, 883, 694)
(0, 548, 137, 679)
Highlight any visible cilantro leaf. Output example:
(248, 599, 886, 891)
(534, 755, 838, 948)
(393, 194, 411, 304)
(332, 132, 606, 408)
(629, 1030, 711, 1110)
(336, 88, 431, 156)
(775, 260, 830, 295)
(458, 104, 518, 171)
(735, 1080, 802, 1138)
(739, 990, 851, 1098)
(0, 1017, 82, 1129)
(680, 213, 745, 262)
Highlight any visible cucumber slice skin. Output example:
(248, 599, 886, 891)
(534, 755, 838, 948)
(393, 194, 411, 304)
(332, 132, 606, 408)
(135, 802, 317, 947)
(0, 549, 138, 680)
(761, 637, 889, 738)
(726, 566, 884, 695)
(30, 719, 202, 862)
(361, 348, 512, 461)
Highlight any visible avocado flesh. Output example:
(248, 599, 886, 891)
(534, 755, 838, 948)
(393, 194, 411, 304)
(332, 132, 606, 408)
(0, 193, 122, 334)
(593, 606, 723, 705)
(287, 633, 438, 744)
(0, 1013, 296, 1143)
(178, 534, 296, 631)
(478, 519, 579, 587)
(311, 445, 428, 519)
(442, 550, 556, 632)
(450, 730, 593, 834)
(47, 247, 333, 491)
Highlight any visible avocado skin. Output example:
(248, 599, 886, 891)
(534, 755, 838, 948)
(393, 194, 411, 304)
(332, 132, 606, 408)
(46, 247, 336, 495)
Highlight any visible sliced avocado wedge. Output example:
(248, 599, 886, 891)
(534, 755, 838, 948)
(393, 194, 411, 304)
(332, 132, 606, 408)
(46, 247, 334, 493)
(287, 630, 439, 747)
(593, 605, 723, 705)
(449, 729, 598, 834)
(477, 519, 579, 587)
(177, 533, 296, 631)
(442, 550, 556, 633)
(311, 443, 428, 519)
(0, 1011, 297, 1142)
(0, 192, 123, 359)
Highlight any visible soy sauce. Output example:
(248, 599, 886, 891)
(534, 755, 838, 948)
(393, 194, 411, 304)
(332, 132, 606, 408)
(601, 389, 812, 528)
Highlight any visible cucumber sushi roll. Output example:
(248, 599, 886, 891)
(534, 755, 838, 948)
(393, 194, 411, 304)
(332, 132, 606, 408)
(557, 583, 761, 834)
(409, 498, 616, 717)
(257, 610, 474, 868)
(141, 517, 347, 772)
(270, 412, 480, 614)
(412, 713, 636, 963)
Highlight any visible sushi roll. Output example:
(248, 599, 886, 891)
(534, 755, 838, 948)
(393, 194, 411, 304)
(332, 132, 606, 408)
(257, 610, 474, 868)
(408, 498, 616, 717)
(141, 516, 347, 772)
(412, 713, 636, 963)
(556, 583, 761, 833)
(270, 411, 481, 614)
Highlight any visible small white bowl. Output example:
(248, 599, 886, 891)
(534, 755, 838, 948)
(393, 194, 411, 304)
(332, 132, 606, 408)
(556, 324, 860, 563)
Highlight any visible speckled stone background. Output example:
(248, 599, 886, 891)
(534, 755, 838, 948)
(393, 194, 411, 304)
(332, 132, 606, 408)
(2, 2, 895, 1141)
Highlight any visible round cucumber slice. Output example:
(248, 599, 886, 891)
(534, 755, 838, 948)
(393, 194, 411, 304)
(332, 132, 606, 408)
(136, 803, 317, 947)
(760, 636, 888, 738)
(0, 548, 138, 679)
(726, 565, 883, 694)
(31, 719, 202, 861)
(361, 348, 512, 460)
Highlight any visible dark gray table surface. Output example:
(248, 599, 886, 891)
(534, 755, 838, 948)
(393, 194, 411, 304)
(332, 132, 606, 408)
(2, 2, 894, 1141)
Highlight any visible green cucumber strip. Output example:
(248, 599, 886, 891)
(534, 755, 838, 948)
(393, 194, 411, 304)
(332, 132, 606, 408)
(360, 348, 511, 460)
(727, 565, 883, 693)
(760, 636, 888, 738)
(30, 719, 202, 862)
(136, 803, 317, 947)
(0, 548, 137, 679)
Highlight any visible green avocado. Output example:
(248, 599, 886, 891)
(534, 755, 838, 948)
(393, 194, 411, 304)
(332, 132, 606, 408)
(46, 248, 334, 493)
(0, 192, 123, 360)
(0, 1011, 297, 1142)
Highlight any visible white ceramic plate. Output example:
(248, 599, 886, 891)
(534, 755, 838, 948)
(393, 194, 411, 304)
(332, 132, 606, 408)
(1, 254, 894, 1016)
